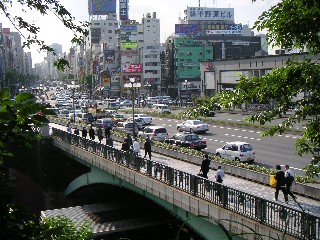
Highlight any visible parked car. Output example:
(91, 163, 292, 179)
(92, 118, 114, 129)
(114, 121, 138, 135)
(215, 141, 255, 162)
(176, 120, 209, 134)
(127, 117, 145, 130)
(165, 132, 207, 150)
(138, 126, 168, 141)
(152, 104, 171, 114)
(77, 113, 95, 124)
(119, 100, 133, 107)
(134, 114, 152, 125)
(112, 114, 125, 124)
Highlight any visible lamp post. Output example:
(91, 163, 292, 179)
(71, 81, 76, 123)
(184, 80, 188, 108)
(124, 78, 141, 137)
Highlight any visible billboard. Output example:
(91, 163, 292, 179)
(104, 50, 115, 63)
(111, 68, 121, 76)
(175, 24, 198, 35)
(121, 42, 138, 49)
(89, 0, 116, 15)
(123, 75, 142, 83)
(120, 25, 137, 32)
(187, 7, 234, 21)
(120, 34, 137, 42)
(101, 71, 111, 88)
(206, 23, 242, 35)
(119, 0, 128, 20)
(121, 50, 138, 56)
(122, 64, 142, 73)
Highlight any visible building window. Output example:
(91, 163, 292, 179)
(180, 51, 184, 55)
(198, 51, 202, 55)
(108, 30, 112, 33)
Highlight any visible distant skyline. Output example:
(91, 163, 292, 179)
(2, 0, 279, 65)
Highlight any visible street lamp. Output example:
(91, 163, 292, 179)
(124, 78, 141, 136)
(184, 80, 188, 108)
(71, 81, 76, 123)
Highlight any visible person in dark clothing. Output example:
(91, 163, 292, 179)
(126, 134, 133, 147)
(144, 137, 152, 160)
(89, 126, 95, 140)
(274, 165, 289, 203)
(121, 139, 130, 151)
(74, 127, 79, 135)
(106, 136, 113, 147)
(200, 154, 211, 179)
(97, 126, 103, 143)
(105, 126, 111, 138)
(82, 127, 88, 139)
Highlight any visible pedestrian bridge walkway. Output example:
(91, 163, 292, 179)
(50, 127, 319, 240)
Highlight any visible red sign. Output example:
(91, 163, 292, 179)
(122, 64, 142, 73)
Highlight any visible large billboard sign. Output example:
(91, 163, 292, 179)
(119, 0, 128, 20)
(120, 34, 137, 42)
(122, 64, 142, 73)
(205, 23, 242, 35)
(121, 50, 138, 56)
(175, 24, 198, 35)
(89, 0, 116, 15)
(187, 7, 234, 21)
(91, 28, 101, 43)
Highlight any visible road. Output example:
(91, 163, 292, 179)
(124, 110, 311, 175)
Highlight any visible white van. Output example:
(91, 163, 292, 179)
(152, 104, 171, 114)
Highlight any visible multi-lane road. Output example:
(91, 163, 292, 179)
(125, 110, 311, 175)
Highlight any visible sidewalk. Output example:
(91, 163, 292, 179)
(92, 136, 320, 217)
(51, 123, 320, 216)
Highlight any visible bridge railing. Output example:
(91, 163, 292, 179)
(52, 128, 319, 240)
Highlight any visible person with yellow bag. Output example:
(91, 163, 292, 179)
(270, 174, 277, 188)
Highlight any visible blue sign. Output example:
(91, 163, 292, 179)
(175, 24, 198, 35)
(119, 0, 128, 20)
(89, 0, 116, 15)
(120, 25, 137, 32)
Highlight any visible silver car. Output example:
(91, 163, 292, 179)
(176, 120, 209, 134)
(138, 126, 168, 141)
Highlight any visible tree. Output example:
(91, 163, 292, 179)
(217, 0, 320, 177)
(0, 0, 89, 70)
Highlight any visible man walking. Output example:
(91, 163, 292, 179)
(144, 137, 152, 160)
(89, 126, 95, 140)
(285, 165, 296, 200)
(274, 165, 289, 203)
(215, 166, 225, 183)
(105, 125, 111, 138)
(97, 126, 103, 143)
(200, 154, 211, 179)
(81, 127, 88, 139)
(132, 138, 140, 155)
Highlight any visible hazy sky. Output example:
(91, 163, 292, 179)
(2, 0, 279, 65)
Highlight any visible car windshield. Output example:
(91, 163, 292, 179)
(193, 120, 204, 125)
(185, 135, 200, 141)
(155, 128, 167, 133)
(240, 144, 253, 152)
(139, 114, 149, 117)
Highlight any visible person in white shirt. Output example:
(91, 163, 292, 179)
(132, 138, 140, 155)
(215, 166, 225, 183)
(285, 165, 296, 200)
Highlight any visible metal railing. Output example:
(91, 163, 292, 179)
(52, 128, 319, 240)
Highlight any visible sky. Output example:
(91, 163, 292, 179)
(2, 0, 279, 66)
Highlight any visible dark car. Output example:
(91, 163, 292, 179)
(164, 133, 207, 150)
(92, 118, 114, 129)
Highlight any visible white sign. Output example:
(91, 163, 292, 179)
(187, 7, 234, 21)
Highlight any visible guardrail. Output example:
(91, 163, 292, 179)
(51, 127, 319, 240)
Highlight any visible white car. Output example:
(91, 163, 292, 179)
(134, 114, 152, 125)
(177, 120, 209, 134)
(119, 100, 133, 107)
(215, 141, 255, 162)
(138, 126, 168, 141)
